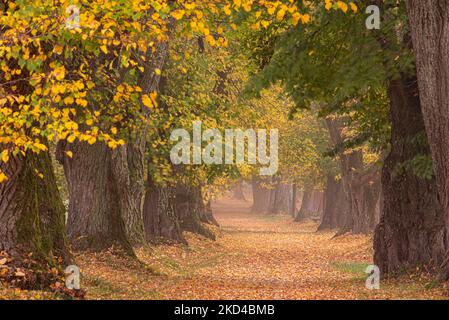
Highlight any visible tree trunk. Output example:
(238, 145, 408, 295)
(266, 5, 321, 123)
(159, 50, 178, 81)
(269, 182, 293, 214)
(175, 184, 215, 240)
(405, 0, 449, 280)
(251, 176, 271, 213)
(0, 149, 69, 264)
(294, 189, 312, 222)
(325, 118, 381, 234)
(198, 192, 219, 227)
(57, 141, 134, 255)
(374, 74, 447, 275)
(143, 176, 185, 244)
(291, 184, 297, 217)
(318, 175, 349, 230)
(110, 142, 146, 245)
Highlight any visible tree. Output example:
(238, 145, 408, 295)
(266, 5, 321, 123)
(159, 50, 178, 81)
(0, 149, 69, 265)
(318, 174, 349, 230)
(251, 176, 272, 213)
(374, 73, 446, 275)
(405, 1, 449, 279)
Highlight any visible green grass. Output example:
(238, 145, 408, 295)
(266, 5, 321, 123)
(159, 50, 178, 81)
(332, 261, 371, 280)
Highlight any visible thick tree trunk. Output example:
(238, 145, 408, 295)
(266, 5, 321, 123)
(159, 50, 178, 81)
(341, 151, 366, 234)
(0, 150, 69, 264)
(374, 74, 447, 275)
(294, 189, 312, 222)
(57, 141, 134, 254)
(175, 184, 215, 240)
(143, 176, 185, 244)
(318, 175, 349, 230)
(198, 189, 220, 227)
(201, 200, 220, 227)
(269, 182, 293, 214)
(251, 176, 272, 213)
(110, 142, 146, 245)
(405, 0, 449, 280)
(325, 119, 381, 234)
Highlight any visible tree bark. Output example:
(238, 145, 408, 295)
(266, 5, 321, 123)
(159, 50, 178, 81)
(175, 184, 215, 240)
(405, 0, 449, 280)
(198, 194, 220, 227)
(110, 142, 146, 245)
(325, 118, 381, 234)
(374, 74, 447, 275)
(57, 141, 134, 254)
(294, 189, 312, 222)
(143, 176, 185, 244)
(291, 184, 297, 217)
(318, 174, 349, 230)
(251, 176, 272, 213)
(268, 183, 293, 215)
(0, 149, 69, 264)
(58, 40, 169, 251)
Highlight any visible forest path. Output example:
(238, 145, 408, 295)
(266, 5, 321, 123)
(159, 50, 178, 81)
(78, 198, 448, 300)
(152, 198, 373, 299)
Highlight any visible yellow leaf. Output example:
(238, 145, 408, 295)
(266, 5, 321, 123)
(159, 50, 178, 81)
(34, 143, 48, 152)
(142, 92, 158, 109)
(100, 45, 108, 54)
(67, 135, 76, 143)
(65, 151, 73, 158)
(1, 150, 9, 163)
(53, 44, 63, 55)
(171, 10, 185, 20)
(88, 136, 97, 145)
(64, 96, 74, 105)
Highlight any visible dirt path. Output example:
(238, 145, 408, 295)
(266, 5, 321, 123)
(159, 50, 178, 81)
(154, 198, 374, 299)
(77, 198, 448, 300)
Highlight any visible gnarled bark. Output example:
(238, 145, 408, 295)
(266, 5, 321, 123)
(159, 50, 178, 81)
(374, 74, 446, 275)
(175, 184, 215, 240)
(0, 150, 69, 264)
(325, 118, 381, 234)
(57, 141, 134, 254)
(143, 176, 185, 244)
(405, 0, 449, 280)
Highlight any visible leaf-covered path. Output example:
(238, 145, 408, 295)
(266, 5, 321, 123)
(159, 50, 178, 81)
(75, 198, 448, 300)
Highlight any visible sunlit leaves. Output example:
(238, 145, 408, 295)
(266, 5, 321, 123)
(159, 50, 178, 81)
(0, 0, 358, 181)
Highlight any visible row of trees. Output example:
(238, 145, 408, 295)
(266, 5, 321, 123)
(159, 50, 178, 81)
(2, 0, 449, 286)
(0, 1, 318, 286)
(242, 0, 449, 280)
